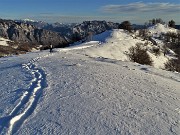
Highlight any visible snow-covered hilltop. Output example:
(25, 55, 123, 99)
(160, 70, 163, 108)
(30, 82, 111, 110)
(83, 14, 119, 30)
(148, 23, 177, 35)
(76, 28, 171, 69)
(22, 18, 37, 22)
(0, 24, 180, 134)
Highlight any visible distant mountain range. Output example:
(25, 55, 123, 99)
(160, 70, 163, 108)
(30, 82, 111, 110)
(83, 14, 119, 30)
(0, 18, 120, 56)
(15, 19, 120, 37)
(0, 19, 120, 44)
(15, 19, 49, 29)
(0, 19, 68, 47)
(0, 18, 179, 57)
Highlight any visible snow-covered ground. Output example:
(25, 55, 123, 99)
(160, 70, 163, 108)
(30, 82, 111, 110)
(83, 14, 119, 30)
(0, 37, 12, 47)
(0, 29, 180, 135)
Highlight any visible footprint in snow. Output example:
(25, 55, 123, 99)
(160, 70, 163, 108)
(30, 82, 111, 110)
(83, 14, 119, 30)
(74, 63, 82, 67)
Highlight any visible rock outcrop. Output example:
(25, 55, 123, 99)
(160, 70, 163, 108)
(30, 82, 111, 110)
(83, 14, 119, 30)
(0, 19, 68, 48)
(10, 19, 120, 43)
(72, 21, 119, 39)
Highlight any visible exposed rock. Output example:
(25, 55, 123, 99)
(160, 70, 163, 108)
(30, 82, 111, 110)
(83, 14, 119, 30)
(72, 21, 119, 39)
(0, 19, 68, 48)
(11, 19, 120, 43)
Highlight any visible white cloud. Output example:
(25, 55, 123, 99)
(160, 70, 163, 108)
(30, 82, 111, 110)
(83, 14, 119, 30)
(101, 2, 180, 13)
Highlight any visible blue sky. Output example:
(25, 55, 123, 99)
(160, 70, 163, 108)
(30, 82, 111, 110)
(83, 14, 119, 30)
(0, 0, 180, 24)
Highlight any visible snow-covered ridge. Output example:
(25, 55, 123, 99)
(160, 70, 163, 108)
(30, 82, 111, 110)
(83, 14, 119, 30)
(148, 23, 177, 34)
(76, 29, 169, 69)
(23, 19, 36, 22)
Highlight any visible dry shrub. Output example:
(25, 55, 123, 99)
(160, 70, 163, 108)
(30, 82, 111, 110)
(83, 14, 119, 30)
(17, 44, 31, 52)
(128, 43, 153, 66)
(165, 58, 180, 72)
(0, 46, 19, 56)
(152, 47, 161, 56)
(40, 45, 50, 50)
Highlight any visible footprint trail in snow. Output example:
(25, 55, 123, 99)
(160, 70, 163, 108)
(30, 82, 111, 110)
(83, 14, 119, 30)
(1, 44, 99, 134)
(0, 55, 47, 135)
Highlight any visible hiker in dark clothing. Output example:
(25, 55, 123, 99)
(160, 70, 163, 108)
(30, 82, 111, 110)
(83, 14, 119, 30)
(50, 44, 53, 53)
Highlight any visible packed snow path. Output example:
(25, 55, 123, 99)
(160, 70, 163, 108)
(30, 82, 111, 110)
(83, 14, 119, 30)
(0, 42, 98, 135)
(18, 51, 179, 135)
(0, 54, 47, 135)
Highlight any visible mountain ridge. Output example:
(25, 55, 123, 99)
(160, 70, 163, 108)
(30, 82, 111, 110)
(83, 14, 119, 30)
(0, 19, 68, 46)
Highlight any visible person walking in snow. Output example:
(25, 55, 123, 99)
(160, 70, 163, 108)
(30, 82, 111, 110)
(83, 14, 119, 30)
(49, 44, 53, 53)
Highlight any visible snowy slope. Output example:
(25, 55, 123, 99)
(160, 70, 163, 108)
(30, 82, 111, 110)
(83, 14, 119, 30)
(76, 29, 168, 69)
(0, 42, 180, 135)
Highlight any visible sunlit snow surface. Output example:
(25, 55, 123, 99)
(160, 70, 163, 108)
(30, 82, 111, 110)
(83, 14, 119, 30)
(148, 23, 177, 35)
(0, 29, 180, 135)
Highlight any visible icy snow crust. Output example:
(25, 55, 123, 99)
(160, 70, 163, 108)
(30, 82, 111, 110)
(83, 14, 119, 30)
(0, 29, 180, 135)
